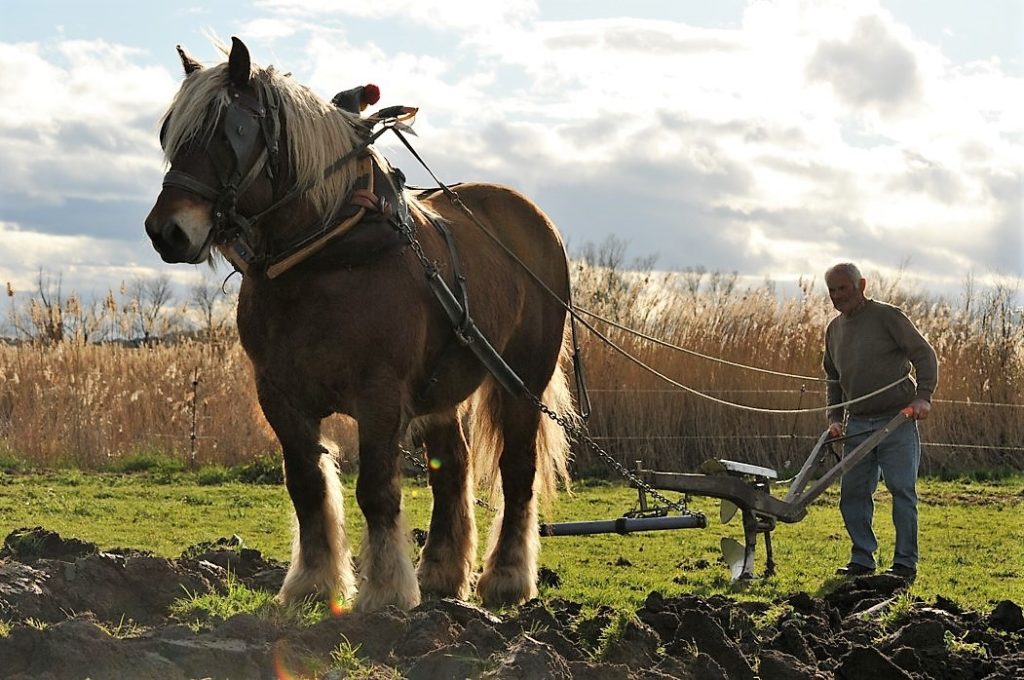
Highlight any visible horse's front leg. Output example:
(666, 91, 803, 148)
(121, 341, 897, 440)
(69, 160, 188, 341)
(354, 396, 420, 612)
(257, 379, 355, 605)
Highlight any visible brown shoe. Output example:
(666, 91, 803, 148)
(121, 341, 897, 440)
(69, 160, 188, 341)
(835, 563, 875, 576)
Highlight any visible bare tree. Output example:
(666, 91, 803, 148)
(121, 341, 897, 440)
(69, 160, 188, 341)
(126, 275, 175, 342)
(6, 271, 66, 344)
(706, 269, 738, 301)
(189, 274, 236, 339)
(682, 265, 707, 297)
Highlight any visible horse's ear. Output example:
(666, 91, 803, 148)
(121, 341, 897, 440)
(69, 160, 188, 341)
(228, 37, 251, 88)
(176, 45, 203, 76)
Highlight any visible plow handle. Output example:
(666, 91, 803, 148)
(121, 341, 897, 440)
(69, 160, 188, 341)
(782, 410, 913, 521)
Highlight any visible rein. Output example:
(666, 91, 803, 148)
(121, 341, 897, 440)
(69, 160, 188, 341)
(382, 126, 912, 417)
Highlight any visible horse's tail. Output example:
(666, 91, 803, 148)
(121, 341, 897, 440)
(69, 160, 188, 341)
(468, 323, 576, 506)
(534, 326, 576, 500)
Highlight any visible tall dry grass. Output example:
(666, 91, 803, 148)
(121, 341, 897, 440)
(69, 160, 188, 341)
(1, 259, 1021, 477)
(0, 337, 360, 469)
(0, 273, 359, 469)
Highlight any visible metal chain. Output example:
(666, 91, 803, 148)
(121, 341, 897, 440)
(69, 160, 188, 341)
(399, 442, 497, 512)
(395, 215, 438, 273)
(529, 394, 696, 515)
(400, 444, 429, 474)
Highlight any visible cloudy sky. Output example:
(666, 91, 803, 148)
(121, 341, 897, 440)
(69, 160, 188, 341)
(1, 0, 1021, 303)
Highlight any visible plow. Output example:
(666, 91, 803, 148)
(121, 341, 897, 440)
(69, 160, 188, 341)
(540, 409, 913, 581)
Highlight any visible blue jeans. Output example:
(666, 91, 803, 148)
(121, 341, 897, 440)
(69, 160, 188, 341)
(839, 415, 920, 570)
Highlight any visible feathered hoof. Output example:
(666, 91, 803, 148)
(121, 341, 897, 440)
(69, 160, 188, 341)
(276, 562, 356, 607)
(353, 580, 421, 612)
(417, 557, 472, 601)
(477, 565, 537, 609)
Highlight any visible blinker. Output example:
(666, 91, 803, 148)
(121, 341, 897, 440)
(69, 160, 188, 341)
(224, 98, 263, 172)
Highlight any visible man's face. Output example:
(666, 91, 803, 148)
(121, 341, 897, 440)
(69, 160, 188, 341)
(826, 272, 866, 315)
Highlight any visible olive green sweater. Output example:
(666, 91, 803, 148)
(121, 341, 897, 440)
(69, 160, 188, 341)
(824, 299, 938, 421)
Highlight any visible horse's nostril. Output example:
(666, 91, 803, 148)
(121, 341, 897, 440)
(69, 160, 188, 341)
(163, 221, 189, 250)
(145, 215, 191, 259)
(144, 214, 160, 241)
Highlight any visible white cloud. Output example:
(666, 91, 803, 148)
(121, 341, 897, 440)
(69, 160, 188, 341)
(0, 221, 200, 297)
(279, 0, 1020, 291)
(1, 1, 1020, 301)
(0, 40, 175, 208)
(254, 0, 539, 32)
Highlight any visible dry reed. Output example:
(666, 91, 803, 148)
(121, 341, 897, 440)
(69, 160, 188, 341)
(569, 255, 1023, 478)
(1, 261, 1020, 478)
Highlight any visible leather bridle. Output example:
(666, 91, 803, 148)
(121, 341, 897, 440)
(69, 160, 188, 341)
(161, 82, 284, 266)
(160, 80, 414, 274)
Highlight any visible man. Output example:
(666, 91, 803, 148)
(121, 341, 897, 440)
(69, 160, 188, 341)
(823, 262, 938, 580)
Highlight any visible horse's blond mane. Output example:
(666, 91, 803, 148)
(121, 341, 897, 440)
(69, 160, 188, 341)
(160, 59, 365, 220)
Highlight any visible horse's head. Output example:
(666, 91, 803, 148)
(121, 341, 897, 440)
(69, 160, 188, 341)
(145, 38, 365, 267)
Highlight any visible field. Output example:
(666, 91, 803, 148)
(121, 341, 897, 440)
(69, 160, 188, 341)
(2, 468, 1021, 611)
(1, 261, 1021, 676)
(1, 468, 1021, 677)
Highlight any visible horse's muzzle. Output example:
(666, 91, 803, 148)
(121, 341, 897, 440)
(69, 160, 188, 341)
(144, 212, 208, 264)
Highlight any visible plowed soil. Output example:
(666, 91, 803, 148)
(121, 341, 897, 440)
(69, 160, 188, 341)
(1, 527, 1021, 679)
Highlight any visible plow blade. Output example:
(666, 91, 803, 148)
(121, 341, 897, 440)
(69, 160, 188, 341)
(720, 500, 739, 524)
(720, 537, 748, 581)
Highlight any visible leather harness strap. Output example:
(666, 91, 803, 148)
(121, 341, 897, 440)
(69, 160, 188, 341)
(415, 213, 473, 404)
(261, 155, 375, 278)
(214, 153, 418, 279)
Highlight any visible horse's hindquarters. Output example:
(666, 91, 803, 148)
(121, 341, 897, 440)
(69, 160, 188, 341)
(419, 183, 575, 607)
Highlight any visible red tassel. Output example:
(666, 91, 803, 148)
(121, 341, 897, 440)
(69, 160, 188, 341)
(362, 83, 381, 106)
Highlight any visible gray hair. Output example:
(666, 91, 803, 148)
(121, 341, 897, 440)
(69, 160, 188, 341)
(825, 262, 863, 283)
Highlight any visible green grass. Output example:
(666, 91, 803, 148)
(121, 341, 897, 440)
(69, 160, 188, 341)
(171, 573, 281, 625)
(169, 572, 328, 632)
(329, 637, 402, 679)
(873, 591, 916, 633)
(95, 614, 147, 639)
(0, 469, 1020, 613)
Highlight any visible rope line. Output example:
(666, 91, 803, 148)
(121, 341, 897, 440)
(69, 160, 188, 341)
(588, 434, 1024, 450)
(586, 388, 1023, 408)
(588, 388, 822, 395)
(577, 307, 834, 382)
(560, 316, 909, 415)
(919, 442, 1024, 451)
(395, 128, 910, 415)
(934, 399, 1024, 408)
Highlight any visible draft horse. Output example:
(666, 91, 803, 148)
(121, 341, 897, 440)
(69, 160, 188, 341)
(145, 38, 575, 611)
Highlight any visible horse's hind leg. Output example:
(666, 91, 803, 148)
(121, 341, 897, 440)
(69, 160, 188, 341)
(354, 397, 420, 611)
(416, 410, 476, 600)
(477, 398, 542, 608)
(257, 380, 355, 605)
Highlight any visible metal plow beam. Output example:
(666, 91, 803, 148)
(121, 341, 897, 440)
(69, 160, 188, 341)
(637, 470, 803, 523)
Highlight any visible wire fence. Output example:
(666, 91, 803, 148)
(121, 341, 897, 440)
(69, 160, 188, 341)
(567, 386, 1024, 478)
